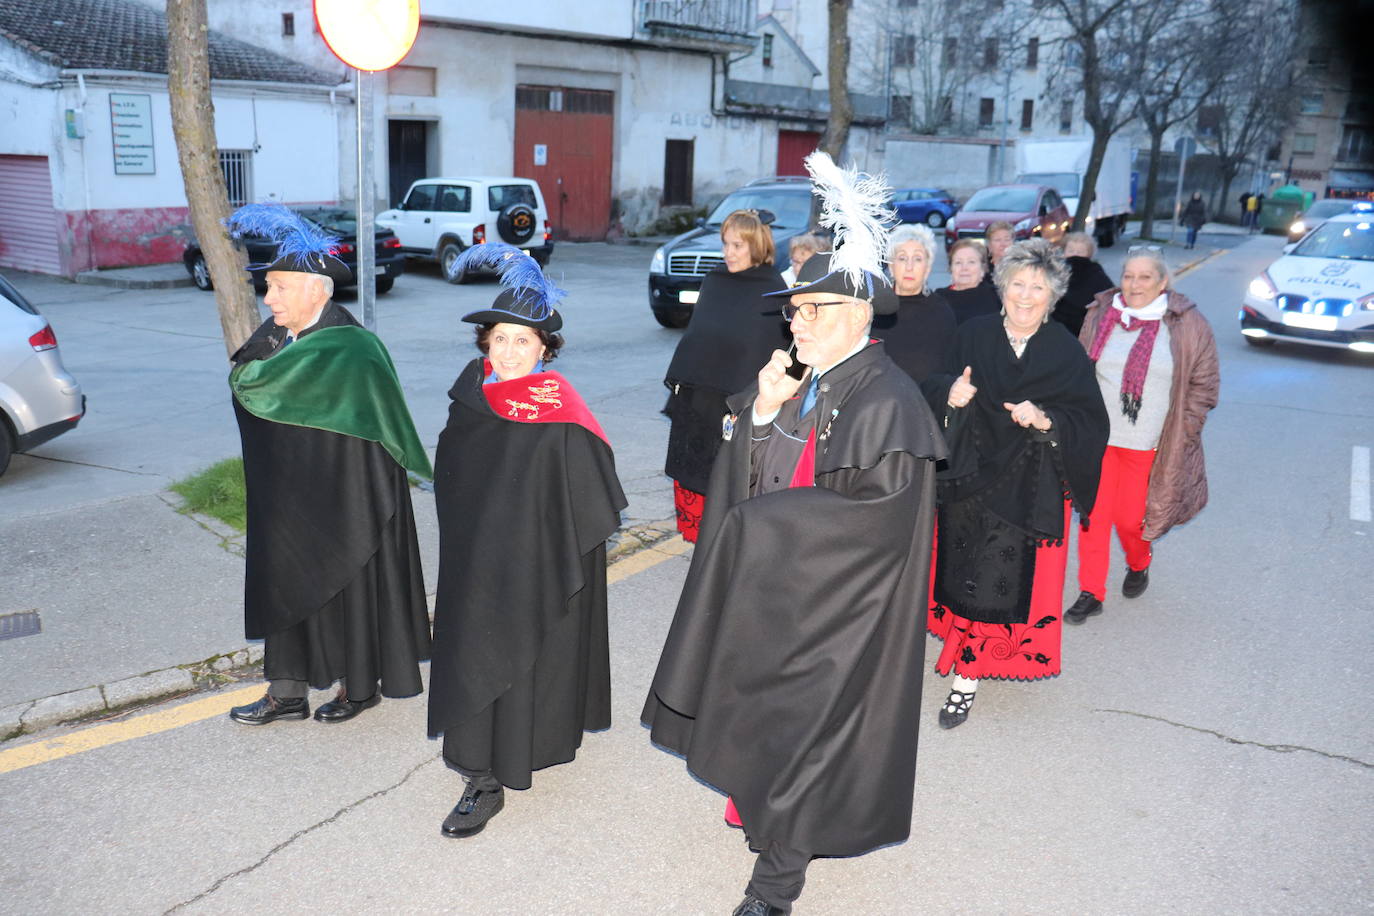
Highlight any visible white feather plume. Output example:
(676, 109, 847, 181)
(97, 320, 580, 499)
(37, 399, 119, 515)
(804, 151, 894, 295)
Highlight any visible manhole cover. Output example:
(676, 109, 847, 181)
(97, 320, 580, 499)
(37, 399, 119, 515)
(0, 610, 41, 640)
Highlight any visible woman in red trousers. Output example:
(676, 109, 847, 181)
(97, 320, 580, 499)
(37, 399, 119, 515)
(1065, 247, 1220, 624)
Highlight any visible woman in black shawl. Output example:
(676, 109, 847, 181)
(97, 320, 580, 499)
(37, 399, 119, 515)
(939, 237, 1003, 324)
(875, 222, 956, 387)
(663, 210, 788, 541)
(925, 239, 1109, 728)
(1053, 232, 1114, 337)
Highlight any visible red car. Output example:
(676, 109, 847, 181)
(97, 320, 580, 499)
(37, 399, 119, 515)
(944, 183, 1071, 248)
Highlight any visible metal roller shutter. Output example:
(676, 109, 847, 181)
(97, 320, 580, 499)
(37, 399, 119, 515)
(0, 155, 64, 275)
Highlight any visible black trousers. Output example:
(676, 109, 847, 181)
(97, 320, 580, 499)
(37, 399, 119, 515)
(746, 841, 811, 913)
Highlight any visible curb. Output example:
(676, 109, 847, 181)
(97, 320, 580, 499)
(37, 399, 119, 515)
(605, 236, 673, 248)
(0, 516, 682, 744)
(74, 269, 194, 290)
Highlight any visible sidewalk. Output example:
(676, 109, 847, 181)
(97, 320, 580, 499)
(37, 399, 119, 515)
(74, 261, 193, 289)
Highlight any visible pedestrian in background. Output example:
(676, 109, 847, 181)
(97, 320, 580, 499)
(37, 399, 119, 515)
(1065, 247, 1220, 626)
(224, 204, 432, 727)
(1239, 192, 1253, 229)
(428, 245, 626, 839)
(1054, 232, 1114, 337)
(876, 223, 957, 388)
(926, 239, 1108, 729)
(663, 210, 788, 541)
(940, 238, 1002, 324)
(985, 220, 1015, 268)
(1246, 193, 1262, 233)
(1182, 192, 1207, 249)
(780, 231, 825, 286)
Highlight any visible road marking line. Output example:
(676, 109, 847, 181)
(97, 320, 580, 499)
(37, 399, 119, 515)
(608, 535, 690, 585)
(1, 539, 692, 774)
(1173, 247, 1228, 279)
(1353, 446, 1371, 522)
(0, 684, 263, 776)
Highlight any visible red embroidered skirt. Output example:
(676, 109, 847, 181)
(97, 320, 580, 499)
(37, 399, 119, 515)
(673, 481, 704, 543)
(927, 504, 1069, 681)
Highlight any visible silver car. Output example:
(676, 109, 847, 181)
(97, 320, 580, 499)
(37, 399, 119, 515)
(0, 273, 85, 476)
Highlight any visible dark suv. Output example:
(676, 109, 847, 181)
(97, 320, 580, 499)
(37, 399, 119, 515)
(647, 178, 814, 328)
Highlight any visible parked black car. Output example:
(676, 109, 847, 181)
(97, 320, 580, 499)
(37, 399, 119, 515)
(182, 206, 406, 294)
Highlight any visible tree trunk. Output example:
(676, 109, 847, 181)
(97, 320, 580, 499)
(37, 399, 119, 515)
(1074, 36, 1107, 233)
(1077, 125, 1111, 234)
(821, 0, 854, 160)
(1140, 128, 1165, 240)
(166, 0, 258, 359)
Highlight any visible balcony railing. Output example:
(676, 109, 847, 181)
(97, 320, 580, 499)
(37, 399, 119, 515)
(640, 0, 755, 42)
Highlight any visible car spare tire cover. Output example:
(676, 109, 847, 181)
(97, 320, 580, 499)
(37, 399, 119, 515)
(497, 203, 537, 244)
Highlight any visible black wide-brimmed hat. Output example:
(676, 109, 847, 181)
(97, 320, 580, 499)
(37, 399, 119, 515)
(225, 204, 352, 287)
(453, 244, 564, 333)
(764, 253, 898, 315)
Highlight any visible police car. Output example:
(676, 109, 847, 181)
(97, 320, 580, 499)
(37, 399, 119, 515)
(1240, 207, 1374, 353)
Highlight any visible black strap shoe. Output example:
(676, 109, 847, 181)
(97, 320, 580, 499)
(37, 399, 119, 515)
(938, 688, 976, 729)
(732, 895, 787, 916)
(441, 780, 505, 838)
(1122, 567, 1149, 598)
(313, 691, 381, 723)
(1064, 591, 1104, 625)
(228, 693, 309, 725)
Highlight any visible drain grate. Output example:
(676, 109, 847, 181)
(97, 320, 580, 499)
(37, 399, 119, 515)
(0, 610, 41, 640)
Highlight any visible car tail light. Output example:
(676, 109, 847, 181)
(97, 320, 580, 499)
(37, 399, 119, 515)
(29, 324, 58, 351)
(473, 224, 486, 245)
(543, 220, 551, 243)
(383, 237, 401, 249)
(334, 243, 356, 256)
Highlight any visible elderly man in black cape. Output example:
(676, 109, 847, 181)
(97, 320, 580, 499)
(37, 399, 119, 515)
(641, 152, 947, 916)
(223, 205, 432, 726)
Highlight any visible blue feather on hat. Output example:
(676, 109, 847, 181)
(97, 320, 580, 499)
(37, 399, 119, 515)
(225, 204, 340, 270)
(451, 243, 565, 320)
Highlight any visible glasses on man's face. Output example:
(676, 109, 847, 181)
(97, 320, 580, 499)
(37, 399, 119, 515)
(1128, 244, 1163, 253)
(782, 300, 850, 321)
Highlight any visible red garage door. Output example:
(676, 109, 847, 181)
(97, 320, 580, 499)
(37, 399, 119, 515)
(514, 85, 614, 241)
(0, 156, 63, 275)
(777, 130, 821, 178)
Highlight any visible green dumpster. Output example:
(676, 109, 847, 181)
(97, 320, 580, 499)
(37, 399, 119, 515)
(1258, 184, 1312, 234)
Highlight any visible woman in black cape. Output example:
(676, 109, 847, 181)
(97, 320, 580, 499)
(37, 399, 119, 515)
(939, 236, 1003, 325)
(1053, 231, 1114, 337)
(875, 222, 957, 389)
(663, 209, 788, 541)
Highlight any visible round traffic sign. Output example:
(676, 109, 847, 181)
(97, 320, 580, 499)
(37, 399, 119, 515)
(314, 0, 420, 72)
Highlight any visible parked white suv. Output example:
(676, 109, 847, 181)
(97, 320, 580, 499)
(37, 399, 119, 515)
(378, 177, 554, 283)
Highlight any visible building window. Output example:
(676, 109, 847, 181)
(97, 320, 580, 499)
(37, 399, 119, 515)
(1339, 126, 1374, 163)
(1292, 133, 1317, 155)
(1021, 99, 1034, 130)
(943, 38, 957, 68)
(1026, 37, 1039, 68)
(979, 98, 995, 128)
(389, 66, 437, 97)
(1196, 104, 1223, 137)
(894, 35, 916, 68)
(218, 150, 252, 207)
(763, 33, 774, 68)
(1059, 99, 1073, 133)
(281, 12, 294, 36)
(891, 95, 913, 126)
(983, 38, 998, 69)
(664, 139, 694, 206)
(938, 96, 953, 126)
(898, 0, 918, 6)
(1300, 92, 1323, 115)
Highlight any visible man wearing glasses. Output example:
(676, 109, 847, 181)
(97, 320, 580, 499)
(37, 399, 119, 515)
(643, 249, 947, 915)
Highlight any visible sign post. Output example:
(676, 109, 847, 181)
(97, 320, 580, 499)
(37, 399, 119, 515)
(1170, 136, 1197, 244)
(314, 0, 420, 333)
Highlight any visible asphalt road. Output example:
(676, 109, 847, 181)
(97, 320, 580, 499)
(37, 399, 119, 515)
(1, 234, 1371, 914)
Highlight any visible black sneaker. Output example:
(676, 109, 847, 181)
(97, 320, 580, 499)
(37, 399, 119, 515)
(441, 780, 505, 838)
(1064, 591, 1104, 625)
(228, 693, 309, 725)
(1122, 567, 1150, 598)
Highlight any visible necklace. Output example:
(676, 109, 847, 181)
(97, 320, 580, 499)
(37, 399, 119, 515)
(1004, 319, 1032, 354)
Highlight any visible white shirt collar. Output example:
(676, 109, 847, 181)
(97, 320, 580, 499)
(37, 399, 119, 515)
(812, 335, 870, 379)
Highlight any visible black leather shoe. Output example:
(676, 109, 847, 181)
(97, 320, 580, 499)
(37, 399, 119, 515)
(1064, 591, 1104, 625)
(938, 688, 976, 729)
(441, 781, 505, 838)
(1122, 567, 1149, 598)
(732, 895, 786, 916)
(228, 693, 309, 725)
(313, 691, 381, 722)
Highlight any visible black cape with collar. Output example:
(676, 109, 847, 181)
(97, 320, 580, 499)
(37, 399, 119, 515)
(428, 358, 626, 789)
(663, 264, 790, 491)
(929, 314, 1109, 624)
(231, 301, 431, 694)
(939, 281, 1002, 325)
(1053, 256, 1114, 338)
(872, 289, 957, 385)
(642, 342, 947, 857)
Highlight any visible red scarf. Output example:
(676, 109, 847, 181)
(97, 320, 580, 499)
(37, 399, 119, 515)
(481, 363, 610, 446)
(1087, 302, 1162, 424)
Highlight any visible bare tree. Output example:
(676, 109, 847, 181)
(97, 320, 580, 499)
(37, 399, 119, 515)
(166, 0, 258, 358)
(1133, 0, 1236, 238)
(821, 0, 856, 160)
(1042, 0, 1144, 231)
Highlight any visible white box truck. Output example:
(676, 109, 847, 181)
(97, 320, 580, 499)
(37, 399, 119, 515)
(1016, 136, 1133, 247)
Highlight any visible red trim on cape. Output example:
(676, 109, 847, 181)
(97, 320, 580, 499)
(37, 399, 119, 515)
(480, 362, 610, 446)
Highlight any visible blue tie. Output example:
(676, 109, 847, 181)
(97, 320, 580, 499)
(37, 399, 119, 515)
(800, 373, 819, 417)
